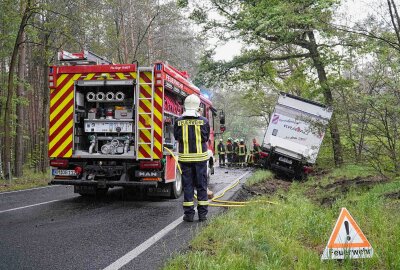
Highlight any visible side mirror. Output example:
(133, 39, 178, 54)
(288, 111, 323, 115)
(219, 110, 225, 125)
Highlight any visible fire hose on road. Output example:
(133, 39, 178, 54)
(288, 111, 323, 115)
(164, 147, 277, 207)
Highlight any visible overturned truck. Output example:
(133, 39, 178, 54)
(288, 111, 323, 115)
(260, 92, 332, 179)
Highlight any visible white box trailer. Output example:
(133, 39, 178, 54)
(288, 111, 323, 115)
(261, 92, 332, 179)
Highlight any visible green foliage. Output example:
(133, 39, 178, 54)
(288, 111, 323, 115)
(0, 168, 50, 192)
(0, 0, 204, 177)
(245, 169, 273, 186)
(164, 167, 400, 270)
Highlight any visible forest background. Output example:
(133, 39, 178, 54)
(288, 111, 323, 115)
(1, 0, 400, 181)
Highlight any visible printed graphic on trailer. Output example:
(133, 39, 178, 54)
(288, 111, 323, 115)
(269, 113, 324, 144)
(321, 208, 373, 260)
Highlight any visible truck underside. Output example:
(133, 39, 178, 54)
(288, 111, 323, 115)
(262, 147, 306, 180)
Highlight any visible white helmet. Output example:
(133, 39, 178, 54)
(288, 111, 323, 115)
(183, 94, 200, 117)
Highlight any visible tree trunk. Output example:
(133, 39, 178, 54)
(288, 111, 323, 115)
(306, 31, 343, 166)
(14, 31, 26, 177)
(40, 35, 50, 173)
(3, 0, 31, 177)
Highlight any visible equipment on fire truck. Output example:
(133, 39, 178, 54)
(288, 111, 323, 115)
(58, 50, 112, 65)
(87, 135, 132, 155)
(86, 91, 125, 102)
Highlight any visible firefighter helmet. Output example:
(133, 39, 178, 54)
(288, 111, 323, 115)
(183, 94, 201, 117)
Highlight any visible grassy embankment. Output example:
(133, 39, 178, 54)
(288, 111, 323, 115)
(0, 169, 50, 192)
(164, 165, 400, 270)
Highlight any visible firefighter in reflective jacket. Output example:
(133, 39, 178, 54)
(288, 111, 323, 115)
(252, 138, 261, 164)
(226, 138, 233, 166)
(233, 139, 239, 166)
(246, 150, 255, 166)
(238, 139, 247, 167)
(173, 94, 210, 222)
(217, 139, 226, 167)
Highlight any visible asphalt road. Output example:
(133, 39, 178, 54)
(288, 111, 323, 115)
(0, 166, 252, 270)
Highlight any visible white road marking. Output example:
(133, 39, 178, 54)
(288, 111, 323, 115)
(0, 200, 61, 214)
(0, 185, 61, 195)
(103, 170, 251, 270)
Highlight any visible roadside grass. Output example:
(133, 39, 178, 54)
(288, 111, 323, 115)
(164, 165, 400, 270)
(0, 169, 50, 193)
(245, 169, 273, 186)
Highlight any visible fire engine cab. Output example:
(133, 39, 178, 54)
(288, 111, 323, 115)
(48, 50, 223, 197)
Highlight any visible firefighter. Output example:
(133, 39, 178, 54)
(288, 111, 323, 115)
(217, 139, 226, 167)
(246, 150, 255, 167)
(173, 94, 210, 222)
(252, 138, 261, 165)
(226, 138, 233, 167)
(238, 139, 247, 167)
(233, 139, 239, 167)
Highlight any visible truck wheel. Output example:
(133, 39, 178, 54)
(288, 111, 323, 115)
(295, 172, 307, 181)
(207, 169, 211, 186)
(207, 160, 214, 186)
(170, 169, 183, 199)
(263, 158, 271, 169)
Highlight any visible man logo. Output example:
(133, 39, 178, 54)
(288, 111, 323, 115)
(135, 171, 161, 177)
(139, 171, 157, 177)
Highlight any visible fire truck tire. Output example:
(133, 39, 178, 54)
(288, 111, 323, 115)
(170, 169, 183, 199)
(207, 167, 211, 186)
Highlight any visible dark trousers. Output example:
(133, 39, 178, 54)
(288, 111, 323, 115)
(180, 161, 208, 218)
(227, 153, 233, 163)
(219, 154, 225, 166)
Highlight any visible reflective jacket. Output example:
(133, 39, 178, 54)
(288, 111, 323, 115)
(233, 142, 239, 154)
(226, 142, 233, 153)
(253, 143, 260, 152)
(173, 115, 210, 162)
(217, 142, 225, 154)
(238, 144, 247, 156)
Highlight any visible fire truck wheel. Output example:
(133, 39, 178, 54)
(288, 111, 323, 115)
(207, 167, 211, 186)
(170, 169, 183, 199)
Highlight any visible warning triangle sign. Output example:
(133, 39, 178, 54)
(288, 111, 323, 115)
(321, 208, 373, 260)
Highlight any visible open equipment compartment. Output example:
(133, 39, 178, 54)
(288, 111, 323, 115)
(73, 79, 136, 158)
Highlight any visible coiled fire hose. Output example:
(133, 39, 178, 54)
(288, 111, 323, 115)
(164, 147, 277, 207)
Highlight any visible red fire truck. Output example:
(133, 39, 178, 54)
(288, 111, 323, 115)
(48, 50, 223, 197)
